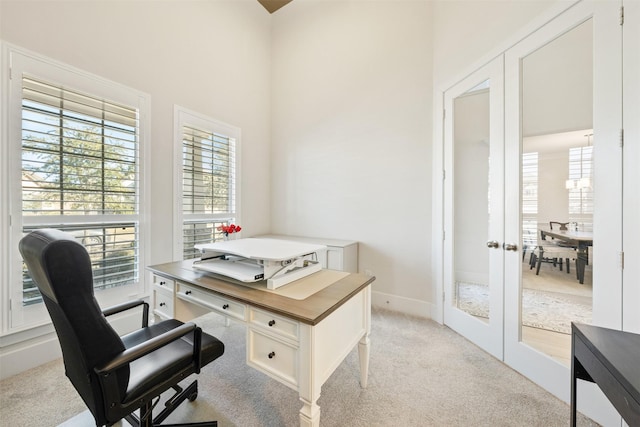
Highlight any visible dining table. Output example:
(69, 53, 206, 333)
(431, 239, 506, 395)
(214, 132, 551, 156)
(540, 227, 593, 284)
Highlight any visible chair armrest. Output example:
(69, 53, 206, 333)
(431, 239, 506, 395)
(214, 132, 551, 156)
(95, 323, 199, 375)
(102, 299, 149, 328)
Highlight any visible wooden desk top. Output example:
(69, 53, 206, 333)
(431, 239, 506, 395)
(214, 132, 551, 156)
(148, 261, 375, 326)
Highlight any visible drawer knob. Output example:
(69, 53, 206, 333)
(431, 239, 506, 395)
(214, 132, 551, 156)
(159, 281, 166, 286)
(185, 290, 192, 295)
(222, 304, 229, 310)
(268, 320, 276, 327)
(159, 302, 166, 307)
(268, 351, 275, 359)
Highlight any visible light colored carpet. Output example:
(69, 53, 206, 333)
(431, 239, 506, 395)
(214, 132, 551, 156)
(456, 282, 592, 334)
(0, 308, 598, 427)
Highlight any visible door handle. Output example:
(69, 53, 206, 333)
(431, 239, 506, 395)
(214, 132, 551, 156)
(503, 243, 518, 251)
(486, 240, 500, 249)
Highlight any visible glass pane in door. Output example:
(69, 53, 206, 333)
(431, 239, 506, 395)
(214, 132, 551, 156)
(520, 20, 593, 365)
(453, 81, 491, 322)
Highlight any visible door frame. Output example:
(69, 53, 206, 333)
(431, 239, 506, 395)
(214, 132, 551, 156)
(622, 0, 640, 333)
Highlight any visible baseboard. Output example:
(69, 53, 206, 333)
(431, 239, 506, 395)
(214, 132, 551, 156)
(0, 330, 62, 380)
(371, 290, 433, 319)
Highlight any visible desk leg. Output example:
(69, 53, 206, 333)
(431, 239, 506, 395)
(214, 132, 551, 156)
(298, 324, 321, 427)
(298, 397, 321, 427)
(358, 335, 370, 388)
(297, 286, 371, 427)
(358, 286, 372, 388)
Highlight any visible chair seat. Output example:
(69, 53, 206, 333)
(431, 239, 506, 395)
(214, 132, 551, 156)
(538, 244, 575, 257)
(531, 244, 576, 275)
(122, 319, 224, 403)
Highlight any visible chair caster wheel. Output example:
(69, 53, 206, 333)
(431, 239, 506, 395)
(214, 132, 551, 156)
(188, 392, 198, 401)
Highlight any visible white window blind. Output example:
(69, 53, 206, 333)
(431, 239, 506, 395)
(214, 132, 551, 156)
(20, 76, 140, 304)
(178, 113, 239, 260)
(182, 221, 230, 260)
(522, 152, 539, 241)
(568, 146, 593, 230)
(182, 125, 235, 215)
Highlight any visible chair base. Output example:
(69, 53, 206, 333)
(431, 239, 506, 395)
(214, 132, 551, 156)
(123, 380, 217, 427)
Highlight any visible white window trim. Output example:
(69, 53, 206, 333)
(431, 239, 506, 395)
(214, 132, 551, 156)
(1, 43, 151, 333)
(173, 106, 242, 261)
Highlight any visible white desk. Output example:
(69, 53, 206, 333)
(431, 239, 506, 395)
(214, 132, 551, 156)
(148, 261, 374, 427)
(257, 234, 358, 273)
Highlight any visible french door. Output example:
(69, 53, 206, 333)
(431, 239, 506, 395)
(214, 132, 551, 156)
(504, 1, 621, 409)
(442, 56, 504, 360)
(442, 1, 623, 424)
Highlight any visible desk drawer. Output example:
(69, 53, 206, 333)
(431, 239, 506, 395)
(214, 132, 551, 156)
(152, 275, 175, 291)
(177, 283, 246, 321)
(249, 308, 299, 342)
(153, 288, 174, 319)
(248, 329, 298, 389)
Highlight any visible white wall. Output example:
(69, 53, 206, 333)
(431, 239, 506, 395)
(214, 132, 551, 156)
(268, 0, 570, 316)
(0, 0, 272, 378)
(433, 0, 571, 88)
(0, 0, 273, 266)
(0, 0, 579, 324)
(522, 18, 592, 137)
(270, 0, 434, 314)
(0, 0, 575, 328)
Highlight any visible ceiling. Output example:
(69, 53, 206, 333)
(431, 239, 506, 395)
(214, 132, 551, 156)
(257, 0, 294, 14)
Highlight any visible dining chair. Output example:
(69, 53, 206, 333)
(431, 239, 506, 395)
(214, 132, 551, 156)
(529, 222, 577, 275)
(522, 229, 537, 263)
(530, 244, 575, 275)
(549, 221, 569, 231)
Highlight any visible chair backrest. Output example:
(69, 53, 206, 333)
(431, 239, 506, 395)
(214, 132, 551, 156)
(549, 221, 569, 231)
(19, 229, 128, 424)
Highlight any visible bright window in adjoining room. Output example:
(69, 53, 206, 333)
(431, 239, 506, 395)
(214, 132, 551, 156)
(567, 145, 593, 231)
(522, 151, 539, 244)
(175, 107, 240, 260)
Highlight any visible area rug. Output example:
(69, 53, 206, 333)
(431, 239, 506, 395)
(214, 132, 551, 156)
(456, 282, 592, 334)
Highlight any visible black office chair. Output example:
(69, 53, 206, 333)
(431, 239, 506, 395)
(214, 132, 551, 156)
(19, 229, 224, 427)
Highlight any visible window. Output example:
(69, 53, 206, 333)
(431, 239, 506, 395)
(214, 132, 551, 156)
(5, 47, 149, 329)
(175, 107, 240, 260)
(522, 152, 539, 242)
(567, 145, 593, 230)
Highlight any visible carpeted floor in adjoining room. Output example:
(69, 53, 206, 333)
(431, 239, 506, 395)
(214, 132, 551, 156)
(0, 307, 599, 427)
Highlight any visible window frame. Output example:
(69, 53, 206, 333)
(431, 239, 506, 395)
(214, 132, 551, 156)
(2, 44, 150, 332)
(173, 106, 241, 261)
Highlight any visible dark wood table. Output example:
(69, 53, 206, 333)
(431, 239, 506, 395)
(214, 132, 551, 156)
(540, 228, 593, 284)
(571, 322, 640, 426)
